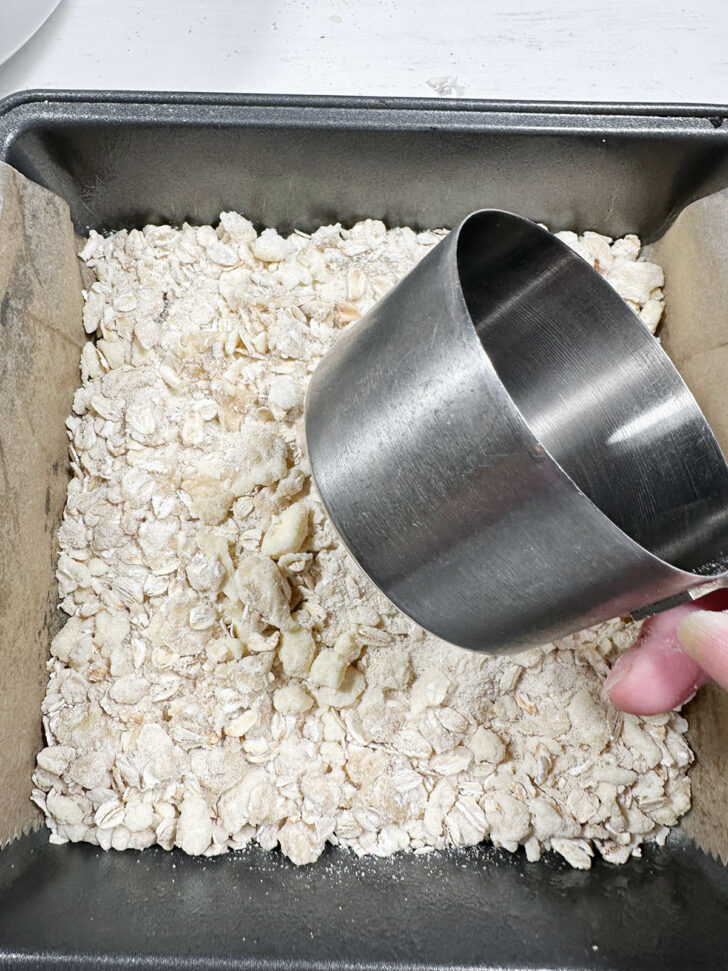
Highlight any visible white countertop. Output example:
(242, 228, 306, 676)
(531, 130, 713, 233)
(0, 0, 727, 105)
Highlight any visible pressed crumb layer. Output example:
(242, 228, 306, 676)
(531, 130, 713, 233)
(33, 214, 689, 868)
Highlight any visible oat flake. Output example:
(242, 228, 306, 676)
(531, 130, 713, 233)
(34, 215, 686, 868)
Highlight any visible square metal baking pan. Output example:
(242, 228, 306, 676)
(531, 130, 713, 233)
(1, 90, 728, 971)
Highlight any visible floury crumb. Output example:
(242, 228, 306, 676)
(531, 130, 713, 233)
(33, 212, 685, 868)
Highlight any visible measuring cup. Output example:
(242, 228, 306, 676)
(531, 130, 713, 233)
(305, 210, 728, 653)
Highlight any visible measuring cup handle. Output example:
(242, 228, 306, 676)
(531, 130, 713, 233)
(631, 577, 728, 621)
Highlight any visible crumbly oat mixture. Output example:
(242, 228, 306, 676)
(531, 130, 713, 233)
(32, 214, 690, 868)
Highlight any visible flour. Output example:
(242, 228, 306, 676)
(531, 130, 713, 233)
(32, 213, 690, 868)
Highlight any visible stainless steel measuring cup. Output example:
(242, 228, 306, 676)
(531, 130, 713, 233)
(304, 210, 728, 654)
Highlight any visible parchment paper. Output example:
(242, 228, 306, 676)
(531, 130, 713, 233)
(0, 162, 84, 847)
(1, 160, 727, 864)
(647, 190, 728, 863)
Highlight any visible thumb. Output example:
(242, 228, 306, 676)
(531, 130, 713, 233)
(676, 610, 728, 691)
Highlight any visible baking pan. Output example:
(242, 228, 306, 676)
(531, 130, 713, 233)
(1, 90, 728, 971)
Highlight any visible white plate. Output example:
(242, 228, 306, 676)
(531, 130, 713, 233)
(0, 0, 63, 68)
